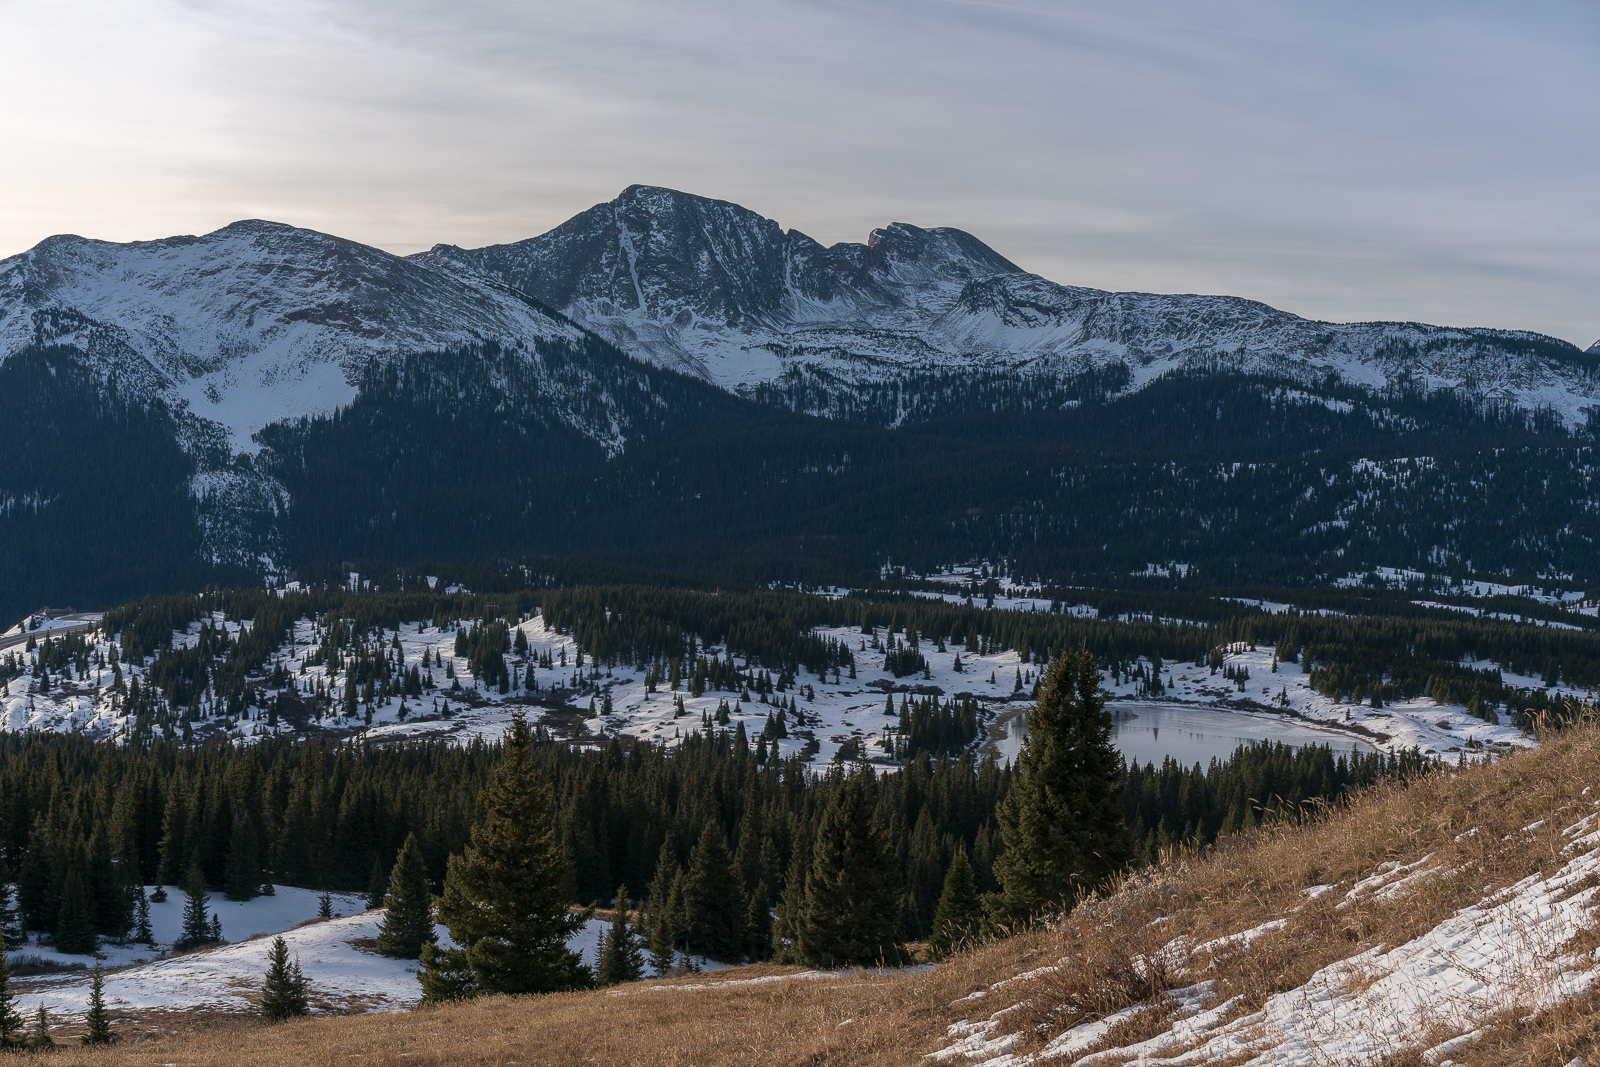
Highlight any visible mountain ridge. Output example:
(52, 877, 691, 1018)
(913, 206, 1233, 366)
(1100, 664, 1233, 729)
(5, 188, 1600, 619)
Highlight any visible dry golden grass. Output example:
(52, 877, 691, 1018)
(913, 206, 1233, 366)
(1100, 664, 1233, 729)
(34, 716, 1600, 1067)
(999, 713, 1600, 1064)
(35, 934, 1060, 1067)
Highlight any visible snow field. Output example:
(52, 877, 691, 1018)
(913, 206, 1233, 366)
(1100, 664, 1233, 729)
(1100, 642, 1533, 760)
(19, 889, 701, 1021)
(0, 610, 1541, 765)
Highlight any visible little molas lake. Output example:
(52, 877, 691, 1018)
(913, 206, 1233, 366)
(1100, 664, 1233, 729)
(989, 701, 1379, 768)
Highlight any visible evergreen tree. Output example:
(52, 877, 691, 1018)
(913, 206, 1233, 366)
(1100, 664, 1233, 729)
(224, 814, 260, 901)
(594, 885, 644, 987)
(928, 848, 983, 960)
(366, 856, 388, 911)
(770, 841, 809, 961)
(376, 833, 435, 959)
(992, 650, 1131, 925)
(421, 713, 591, 1001)
(794, 770, 905, 967)
(53, 870, 97, 955)
(743, 881, 774, 962)
(0, 866, 22, 949)
(680, 823, 746, 961)
(645, 843, 681, 975)
(416, 941, 477, 1003)
(260, 936, 310, 1021)
(81, 965, 111, 1045)
(176, 864, 213, 950)
(28, 1005, 52, 1050)
(133, 887, 154, 944)
(0, 942, 21, 1047)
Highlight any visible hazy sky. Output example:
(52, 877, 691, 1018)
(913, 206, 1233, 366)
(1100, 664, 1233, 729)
(4, 0, 1597, 345)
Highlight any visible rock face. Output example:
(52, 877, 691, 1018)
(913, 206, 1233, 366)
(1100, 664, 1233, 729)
(414, 185, 1024, 387)
(422, 185, 1600, 422)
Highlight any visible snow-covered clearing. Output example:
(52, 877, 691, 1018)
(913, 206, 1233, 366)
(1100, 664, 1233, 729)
(2, 609, 1539, 764)
(17, 887, 705, 1020)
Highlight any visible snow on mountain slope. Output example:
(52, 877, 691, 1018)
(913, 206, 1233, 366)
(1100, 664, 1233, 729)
(424, 186, 1600, 422)
(0, 220, 592, 454)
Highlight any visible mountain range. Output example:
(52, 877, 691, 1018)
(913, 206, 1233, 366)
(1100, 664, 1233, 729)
(3, 185, 1599, 619)
(422, 185, 1600, 420)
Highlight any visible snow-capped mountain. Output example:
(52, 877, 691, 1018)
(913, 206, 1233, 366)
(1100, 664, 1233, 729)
(422, 185, 1600, 422)
(0, 219, 600, 454)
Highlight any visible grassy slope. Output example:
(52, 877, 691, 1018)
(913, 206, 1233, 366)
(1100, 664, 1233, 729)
(46, 720, 1600, 1067)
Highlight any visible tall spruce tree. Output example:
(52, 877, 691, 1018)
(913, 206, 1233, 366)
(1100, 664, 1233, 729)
(53, 870, 97, 955)
(928, 848, 983, 960)
(793, 769, 906, 967)
(595, 885, 644, 987)
(680, 823, 746, 961)
(0, 865, 23, 949)
(81, 965, 111, 1045)
(177, 864, 213, 950)
(421, 713, 590, 1001)
(0, 942, 21, 1046)
(992, 650, 1131, 925)
(770, 837, 810, 961)
(261, 936, 309, 1021)
(644, 838, 681, 974)
(365, 856, 388, 911)
(223, 814, 260, 901)
(376, 833, 435, 959)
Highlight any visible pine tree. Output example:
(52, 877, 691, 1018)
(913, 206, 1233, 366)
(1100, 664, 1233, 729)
(743, 880, 774, 962)
(793, 770, 906, 967)
(366, 856, 388, 911)
(770, 841, 809, 962)
(645, 844, 680, 975)
(928, 848, 983, 960)
(0, 942, 21, 1047)
(679, 823, 746, 961)
(81, 965, 111, 1045)
(53, 870, 98, 955)
(223, 814, 260, 901)
(421, 712, 591, 1001)
(318, 891, 333, 919)
(28, 1005, 52, 1050)
(376, 833, 435, 959)
(992, 650, 1132, 925)
(176, 864, 212, 950)
(260, 936, 310, 1021)
(0, 866, 22, 949)
(594, 885, 644, 987)
(133, 888, 154, 944)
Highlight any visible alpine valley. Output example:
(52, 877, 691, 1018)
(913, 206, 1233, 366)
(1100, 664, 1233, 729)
(4, 184, 1600, 620)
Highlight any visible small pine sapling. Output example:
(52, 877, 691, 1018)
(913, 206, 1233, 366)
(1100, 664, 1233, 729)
(28, 1005, 52, 1050)
(81, 965, 112, 1045)
(260, 936, 310, 1021)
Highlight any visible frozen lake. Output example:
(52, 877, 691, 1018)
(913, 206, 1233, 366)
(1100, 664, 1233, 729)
(990, 701, 1378, 768)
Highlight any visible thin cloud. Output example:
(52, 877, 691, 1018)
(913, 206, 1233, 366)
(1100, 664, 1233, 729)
(0, 0, 1595, 344)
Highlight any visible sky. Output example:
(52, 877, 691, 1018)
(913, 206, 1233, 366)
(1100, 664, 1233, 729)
(3, 0, 1597, 346)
